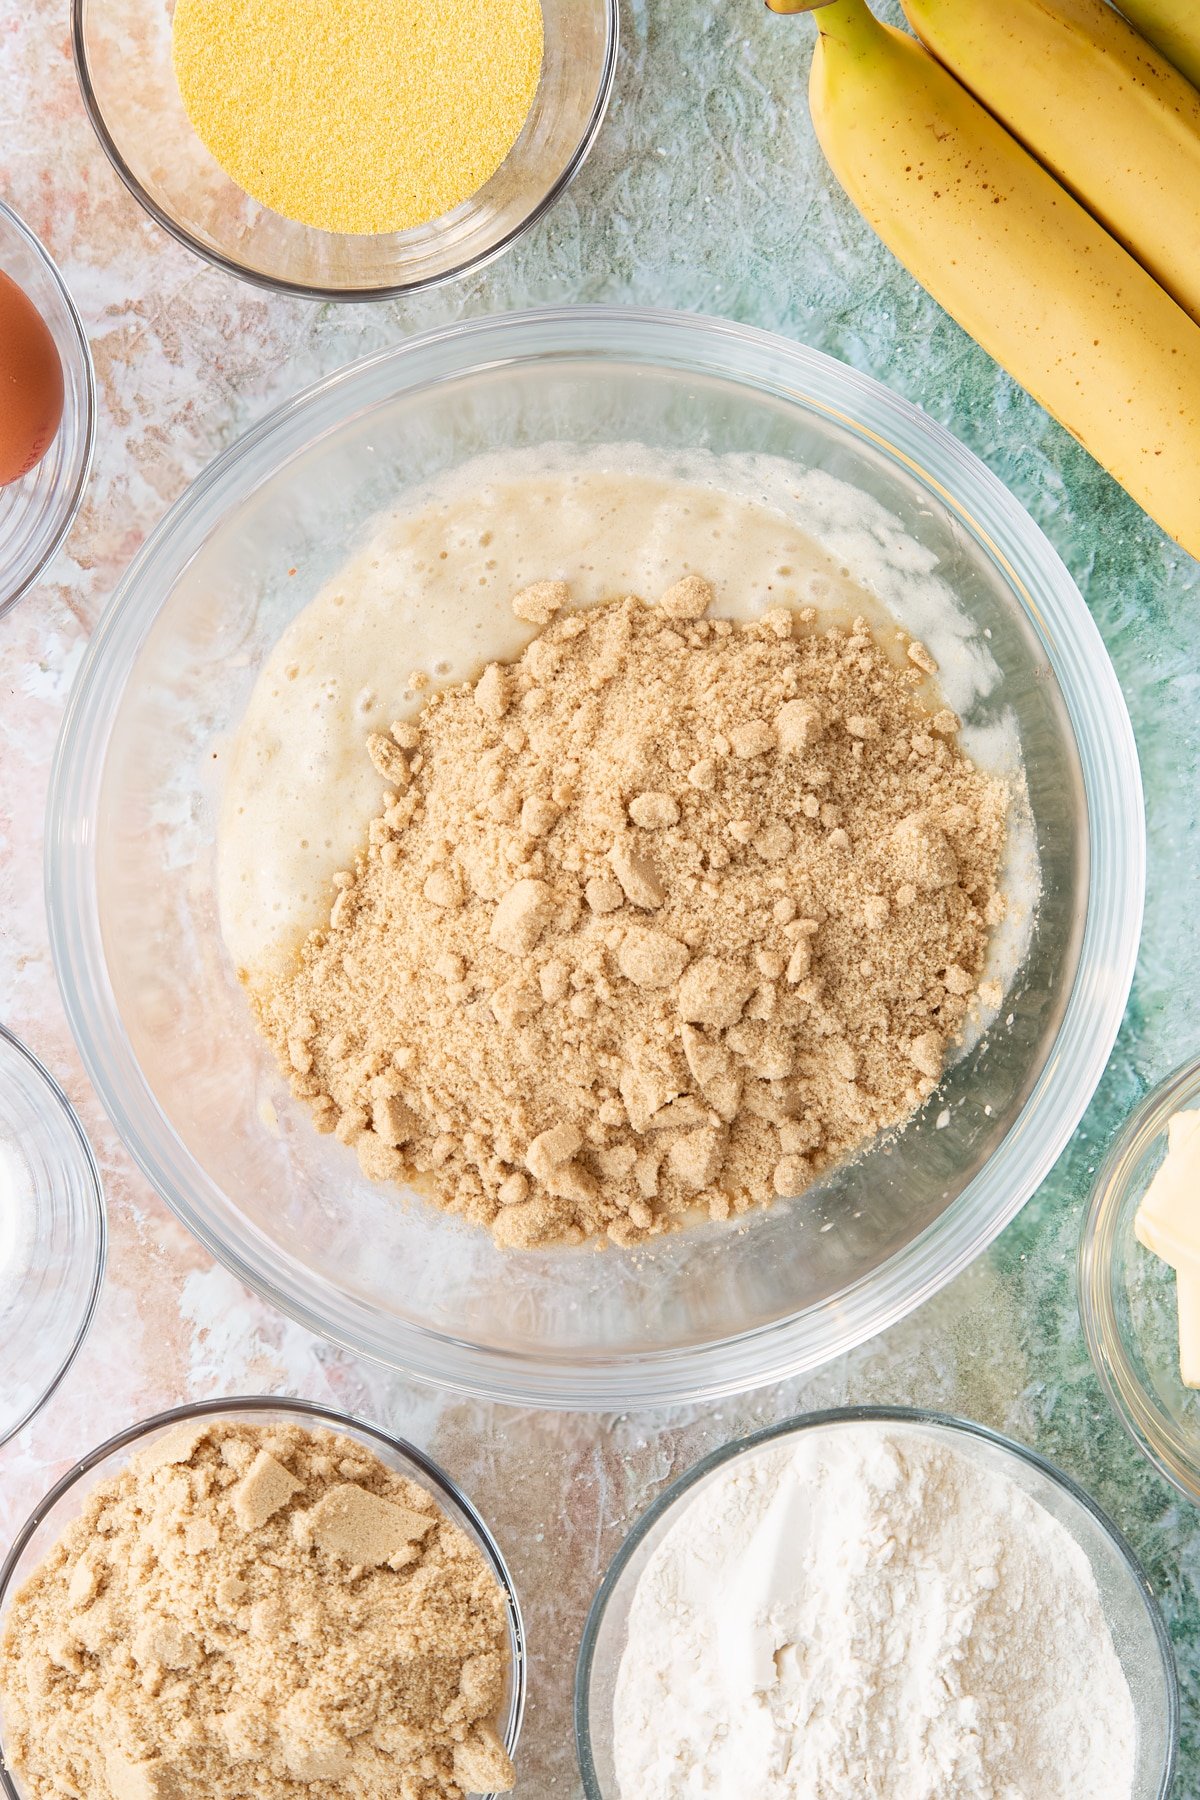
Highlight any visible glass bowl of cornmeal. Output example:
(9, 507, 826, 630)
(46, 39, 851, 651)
(72, 0, 617, 299)
(1081, 1052, 1200, 1504)
(45, 307, 1144, 1409)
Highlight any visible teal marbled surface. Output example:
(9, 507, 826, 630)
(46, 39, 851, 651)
(1, 0, 1199, 1792)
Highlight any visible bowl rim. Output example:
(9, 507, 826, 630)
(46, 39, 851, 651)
(0, 201, 96, 619)
(45, 304, 1146, 1409)
(0, 1394, 527, 1800)
(1080, 1050, 1200, 1505)
(0, 1021, 107, 1450)
(573, 1403, 1180, 1800)
(70, 0, 620, 302)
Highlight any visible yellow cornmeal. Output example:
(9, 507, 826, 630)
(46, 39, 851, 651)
(172, 0, 544, 235)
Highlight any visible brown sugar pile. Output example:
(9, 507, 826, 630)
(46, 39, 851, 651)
(0, 1420, 515, 1800)
(254, 577, 1010, 1250)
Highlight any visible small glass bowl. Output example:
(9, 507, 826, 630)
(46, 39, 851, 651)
(1081, 1053, 1200, 1504)
(575, 1407, 1178, 1800)
(0, 1024, 106, 1447)
(0, 1397, 526, 1800)
(0, 205, 95, 618)
(72, 0, 618, 300)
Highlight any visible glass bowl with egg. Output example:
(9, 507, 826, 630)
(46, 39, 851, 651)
(1081, 1052, 1200, 1504)
(0, 1396, 526, 1800)
(0, 203, 94, 618)
(574, 1407, 1178, 1800)
(45, 306, 1143, 1408)
(72, 0, 617, 300)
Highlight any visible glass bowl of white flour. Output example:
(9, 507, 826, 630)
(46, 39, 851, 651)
(45, 307, 1143, 1408)
(576, 1407, 1177, 1800)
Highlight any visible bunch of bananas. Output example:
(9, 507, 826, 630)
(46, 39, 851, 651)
(768, 0, 1200, 559)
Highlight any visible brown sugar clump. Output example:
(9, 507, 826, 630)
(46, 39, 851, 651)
(252, 584, 1010, 1249)
(0, 1421, 515, 1799)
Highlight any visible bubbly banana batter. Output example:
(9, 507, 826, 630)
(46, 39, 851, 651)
(216, 450, 1036, 1239)
(218, 449, 1024, 988)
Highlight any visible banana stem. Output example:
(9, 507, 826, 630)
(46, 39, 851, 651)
(765, 0, 880, 43)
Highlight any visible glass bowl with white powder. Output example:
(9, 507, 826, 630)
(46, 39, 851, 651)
(576, 1407, 1178, 1800)
(45, 307, 1143, 1409)
(0, 1024, 106, 1445)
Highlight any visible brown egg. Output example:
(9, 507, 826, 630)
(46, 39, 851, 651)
(0, 269, 65, 487)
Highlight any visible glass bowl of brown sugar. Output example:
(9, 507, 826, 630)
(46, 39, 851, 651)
(72, 0, 617, 299)
(0, 1398, 526, 1800)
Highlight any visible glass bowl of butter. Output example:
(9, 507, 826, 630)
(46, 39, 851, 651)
(1081, 1052, 1200, 1503)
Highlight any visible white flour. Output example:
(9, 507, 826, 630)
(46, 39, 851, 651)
(612, 1422, 1136, 1800)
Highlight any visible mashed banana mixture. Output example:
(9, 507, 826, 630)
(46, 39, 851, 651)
(217, 458, 986, 989)
(251, 576, 1009, 1248)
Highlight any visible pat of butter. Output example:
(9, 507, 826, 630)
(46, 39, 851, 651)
(1134, 1108, 1200, 1388)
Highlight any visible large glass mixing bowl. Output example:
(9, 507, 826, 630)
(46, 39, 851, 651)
(46, 308, 1143, 1408)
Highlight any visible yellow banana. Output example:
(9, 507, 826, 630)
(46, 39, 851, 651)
(901, 0, 1200, 327)
(1116, 0, 1200, 91)
(804, 0, 1200, 561)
